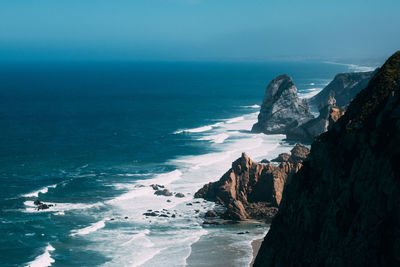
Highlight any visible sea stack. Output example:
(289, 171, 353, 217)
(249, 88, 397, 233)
(195, 144, 310, 221)
(252, 75, 314, 134)
(254, 51, 400, 266)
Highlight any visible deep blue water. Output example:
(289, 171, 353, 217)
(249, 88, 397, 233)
(0, 61, 350, 266)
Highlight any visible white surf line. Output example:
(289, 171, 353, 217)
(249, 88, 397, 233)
(25, 244, 55, 267)
(22, 184, 57, 198)
(70, 220, 106, 237)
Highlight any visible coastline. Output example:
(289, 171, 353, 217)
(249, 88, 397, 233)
(186, 221, 269, 266)
(250, 238, 263, 266)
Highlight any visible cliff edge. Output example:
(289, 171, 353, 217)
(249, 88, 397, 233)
(254, 52, 400, 266)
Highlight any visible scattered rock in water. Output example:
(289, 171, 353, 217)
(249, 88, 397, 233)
(186, 203, 193, 206)
(237, 232, 245, 235)
(143, 212, 158, 217)
(110, 218, 115, 221)
(150, 184, 158, 190)
(260, 159, 270, 164)
(124, 217, 128, 219)
(150, 184, 165, 190)
(175, 193, 185, 198)
(34, 200, 53, 211)
(154, 189, 172, 196)
(159, 214, 169, 218)
(193, 201, 201, 204)
(166, 199, 171, 202)
(171, 214, 176, 218)
(195, 210, 199, 213)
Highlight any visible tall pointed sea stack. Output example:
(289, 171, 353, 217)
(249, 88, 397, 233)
(252, 75, 313, 134)
(254, 52, 400, 266)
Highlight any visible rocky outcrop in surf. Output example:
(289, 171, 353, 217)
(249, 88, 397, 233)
(286, 95, 345, 142)
(254, 51, 400, 266)
(309, 69, 376, 108)
(251, 75, 313, 134)
(195, 144, 310, 221)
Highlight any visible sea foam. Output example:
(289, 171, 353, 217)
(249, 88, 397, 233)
(70, 220, 106, 236)
(25, 244, 55, 267)
(22, 184, 57, 198)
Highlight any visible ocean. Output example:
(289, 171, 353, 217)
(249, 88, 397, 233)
(0, 61, 371, 266)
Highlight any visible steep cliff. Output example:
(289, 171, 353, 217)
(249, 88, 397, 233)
(195, 144, 309, 221)
(309, 70, 376, 108)
(251, 75, 313, 134)
(254, 52, 400, 266)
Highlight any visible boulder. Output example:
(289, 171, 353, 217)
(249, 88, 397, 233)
(175, 193, 185, 198)
(154, 189, 172, 196)
(143, 212, 158, 217)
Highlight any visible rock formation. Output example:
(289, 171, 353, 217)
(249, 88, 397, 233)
(254, 51, 400, 266)
(309, 70, 376, 108)
(252, 75, 314, 134)
(154, 189, 172, 196)
(195, 144, 310, 221)
(286, 95, 345, 142)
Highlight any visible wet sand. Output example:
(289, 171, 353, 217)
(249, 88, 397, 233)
(186, 222, 269, 266)
(250, 238, 263, 266)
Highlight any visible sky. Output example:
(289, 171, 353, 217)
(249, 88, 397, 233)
(0, 0, 399, 62)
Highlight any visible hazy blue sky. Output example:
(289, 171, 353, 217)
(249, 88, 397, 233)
(0, 0, 399, 62)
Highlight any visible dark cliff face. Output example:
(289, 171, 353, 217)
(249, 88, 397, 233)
(254, 52, 400, 267)
(252, 75, 313, 134)
(194, 144, 310, 221)
(309, 70, 376, 109)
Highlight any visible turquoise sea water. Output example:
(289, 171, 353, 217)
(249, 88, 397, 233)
(0, 61, 359, 266)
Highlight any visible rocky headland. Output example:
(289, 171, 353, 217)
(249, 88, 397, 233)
(252, 69, 376, 143)
(254, 51, 400, 266)
(309, 69, 376, 108)
(195, 144, 310, 222)
(251, 75, 313, 134)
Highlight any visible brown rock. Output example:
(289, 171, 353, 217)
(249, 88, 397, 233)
(195, 147, 309, 221)
(271, 153, 290, 162)
(204, 210, 218, 218)
(154, 189, 172, 196)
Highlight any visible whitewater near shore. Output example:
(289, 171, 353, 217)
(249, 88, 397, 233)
(0, 60, 376, 267)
